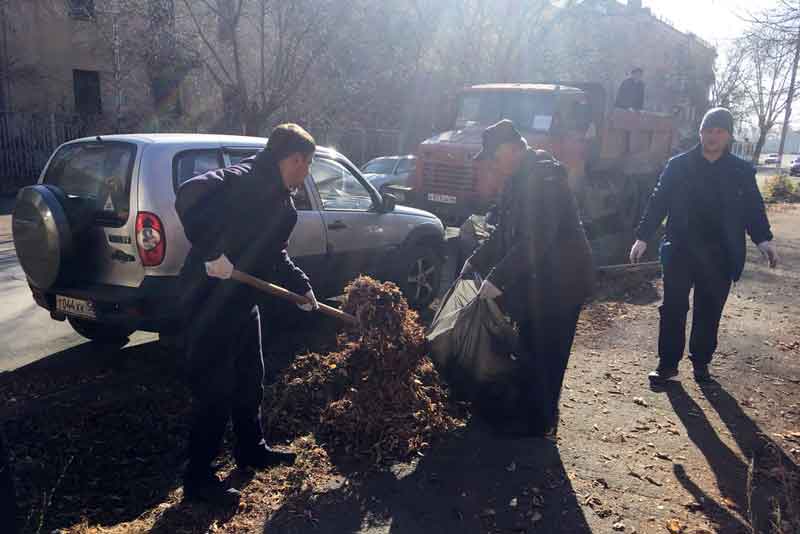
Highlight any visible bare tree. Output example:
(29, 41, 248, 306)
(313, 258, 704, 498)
(711, 44, 750, 126)
(178, 0, 346, 134)
(739, 29, 799, 163)
(747, 1, 800, 165)
(434, 0, 553, 85)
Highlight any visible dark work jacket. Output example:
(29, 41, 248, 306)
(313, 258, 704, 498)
(175, 152, 310, 314)
(615, 77, 645, 110)
(636, 145, 773, 282)
(469, 149, 594, 321)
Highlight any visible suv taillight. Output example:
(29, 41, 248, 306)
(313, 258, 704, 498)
(136, 212, 165, 266)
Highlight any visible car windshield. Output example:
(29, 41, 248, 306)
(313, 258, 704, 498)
(455, 91, 556, 131)
(43, 141, 136, 224)
(362, 159, 396, 174)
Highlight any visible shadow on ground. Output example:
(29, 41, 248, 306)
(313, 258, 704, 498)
(262, 420, 592, 534)
(0, 339, 196, 533)
(663, 381, 799, 533)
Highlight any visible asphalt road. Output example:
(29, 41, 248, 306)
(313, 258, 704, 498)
(0, 195, 155, 372)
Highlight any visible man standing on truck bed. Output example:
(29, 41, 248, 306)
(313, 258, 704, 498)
(175, 123, 319, 506)
(615, 67, 645, 110)
(462, 120, 594, 436)
(630, 107, 779, 384)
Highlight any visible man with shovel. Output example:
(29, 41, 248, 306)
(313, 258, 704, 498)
(462, 119, 594, 436)
(175, 123, 318, 505)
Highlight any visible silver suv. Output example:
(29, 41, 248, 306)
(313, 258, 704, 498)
(12, 134, 444, 344)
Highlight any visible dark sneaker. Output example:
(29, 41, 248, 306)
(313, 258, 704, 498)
(693, 364, 714, 384)
(236, 446, 297, 470)
(183, 470, 241, 507)
(648, 366, 679, 384)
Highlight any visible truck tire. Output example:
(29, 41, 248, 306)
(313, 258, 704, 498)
(398, 244, 442, 310)
(12, 185, 75, 289)
(68, 317, 134, 346)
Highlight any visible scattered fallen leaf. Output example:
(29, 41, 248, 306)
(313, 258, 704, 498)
(665, 518, 685, 533)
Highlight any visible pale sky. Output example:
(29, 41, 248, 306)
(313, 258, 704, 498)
(641, 0, 779, 48)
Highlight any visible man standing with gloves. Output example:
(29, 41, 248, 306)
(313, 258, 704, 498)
(462, 119, 594, 436)
(175, 123, 319, 505)
(631, 107, 779, 384)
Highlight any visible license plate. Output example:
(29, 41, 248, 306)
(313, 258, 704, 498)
(56, 295, 97, 320)
(427, 193, 457, 204)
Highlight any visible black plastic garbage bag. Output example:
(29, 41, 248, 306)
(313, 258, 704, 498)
(427, 274, 528, 425)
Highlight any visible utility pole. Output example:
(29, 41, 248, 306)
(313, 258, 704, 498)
(776, 23, 800, 169)
(111, 0, 122, 133)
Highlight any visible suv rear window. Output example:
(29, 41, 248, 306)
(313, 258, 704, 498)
(43, 141, 137, 225)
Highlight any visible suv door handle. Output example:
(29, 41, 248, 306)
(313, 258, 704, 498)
(328, 220, 347, 230)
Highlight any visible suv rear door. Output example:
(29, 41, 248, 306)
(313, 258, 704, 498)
(40, 140, 144, 288)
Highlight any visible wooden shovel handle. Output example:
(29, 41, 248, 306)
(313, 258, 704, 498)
(231, 270, 358, 326)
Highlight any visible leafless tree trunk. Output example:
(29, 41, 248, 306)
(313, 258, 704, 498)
(180, 0, 344, 135)
(711, 45, 749, 124)
(748, 1, 800, 165)
(740, 30, 798, 163)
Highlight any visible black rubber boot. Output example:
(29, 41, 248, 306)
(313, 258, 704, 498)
(236, 445, 297, 470)
(648, 366, 679, 384)
(692, 363, 714, 384)
(183, 470, 241, 507)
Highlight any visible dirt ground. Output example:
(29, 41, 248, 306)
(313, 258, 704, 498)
(1, 205, 798, 534)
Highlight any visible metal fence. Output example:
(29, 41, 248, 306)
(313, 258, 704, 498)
(731, 140, 755, 162)
(0, 112, 99, 194)
(0, 112, 413, 194)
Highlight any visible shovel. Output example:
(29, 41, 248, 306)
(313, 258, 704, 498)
(231, 270, 359, 327)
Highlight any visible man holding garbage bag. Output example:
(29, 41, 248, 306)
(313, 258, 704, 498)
(460, 119, 594, 436)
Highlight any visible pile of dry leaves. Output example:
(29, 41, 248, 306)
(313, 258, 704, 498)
(266, 276, 464, 465)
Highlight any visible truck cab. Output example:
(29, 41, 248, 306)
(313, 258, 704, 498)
(410, 83, 675, 264)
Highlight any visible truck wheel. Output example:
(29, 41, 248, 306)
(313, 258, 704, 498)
(67, 317, 134, 346)
(399, 245, 442, 309)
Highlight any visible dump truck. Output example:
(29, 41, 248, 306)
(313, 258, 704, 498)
(407, 83, 675, 265)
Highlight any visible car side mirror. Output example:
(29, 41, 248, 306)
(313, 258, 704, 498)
(380, 193, 397, 213)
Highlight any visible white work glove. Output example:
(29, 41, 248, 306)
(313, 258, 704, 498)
(757, 240, 779, 268)
(629, 239, 647, 264)
(205, 254, 234, 279)
(478, 280, 503, 300)
(297, 289, 319, 312)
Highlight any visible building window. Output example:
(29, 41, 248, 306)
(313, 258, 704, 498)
(73, 70, 102, 114)
(67, 0, 95, 19)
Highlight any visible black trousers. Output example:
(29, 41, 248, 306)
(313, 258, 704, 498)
(518, 303, 583, 432)
(185, 302, 266, 475)
(658, 245, 732, 369)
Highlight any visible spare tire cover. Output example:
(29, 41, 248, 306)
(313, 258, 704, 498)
(12, 185, 73, 289)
